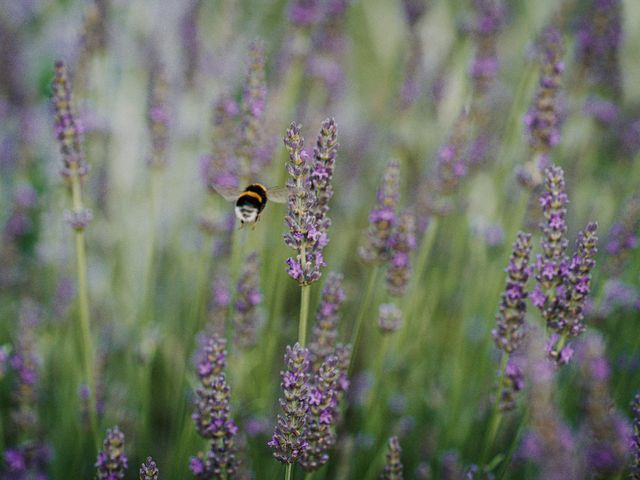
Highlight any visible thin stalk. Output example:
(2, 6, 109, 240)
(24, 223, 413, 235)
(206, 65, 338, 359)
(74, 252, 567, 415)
(481, 354, 508, 465)
(298, 285, 311, 346)
(70, 173, 99, 449)
(285, 463, 294, 480)
(304, 472, 314, 480)
(348, 266, 381, 375)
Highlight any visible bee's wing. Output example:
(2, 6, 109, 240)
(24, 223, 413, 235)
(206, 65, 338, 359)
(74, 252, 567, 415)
(267, 186, 293, 204)
(211, 184, 242, 202)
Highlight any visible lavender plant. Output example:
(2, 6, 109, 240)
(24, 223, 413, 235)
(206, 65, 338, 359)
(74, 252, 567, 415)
(95, 427, 128, 479)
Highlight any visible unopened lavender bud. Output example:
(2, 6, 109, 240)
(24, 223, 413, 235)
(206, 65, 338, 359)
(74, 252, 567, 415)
(268, 343, 310, 464)
(492, 232, 532, 353)
(381, 436, 403, 480)
(470, 0, 506, 96)
(359, 161, 400, 264)
(95, 426, 128, 479)
(146, 59, 170, 169)
(300, 356, 340, 471)
(64, 207, 93, 231)
(52, 60, 88, 180)
(378, 303, 402, 334)
(234, 252, 262, 350)
(310, 117, 338, 228)
(196, 334, 226, 388)
(385, 210, 417, 297)
(139, 456, 159, 480)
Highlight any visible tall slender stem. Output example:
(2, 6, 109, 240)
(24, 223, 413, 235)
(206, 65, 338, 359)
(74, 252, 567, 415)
(285, 463, 294, 480)
(481, 354, 508, 464)
(298, 285, 311, 347)
(70, 173, 99, 448)
(348, 266, 380, 375)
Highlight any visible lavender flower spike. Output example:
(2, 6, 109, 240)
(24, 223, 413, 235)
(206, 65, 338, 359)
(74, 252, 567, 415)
(146, 58, 170, 169)
(522, 26, 564, 183)
(234, 252, 262, 350)
(492, 232, 532, 354)
(284, 123, 325, 285)
(632, 393, 640, 479)
(309, 272, 346, 371)
(385, 210, 417, 297)
(300, 356, 340, 471)
(96, 426, 128, 479)
(238, 40, 268, 179)
(310, 117, 338, 230)
(190, 334, 239, 479)
(470, 0, 506, 97)
(268, 343, 310, 464)
(381, 436, 403, 480)
(139, 456, 159, 480)
(378, 303, 402, 334)
(359, 160, 401, 264)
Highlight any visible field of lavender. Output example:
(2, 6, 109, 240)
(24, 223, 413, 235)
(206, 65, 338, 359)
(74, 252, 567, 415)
(2, 0, 640, 478)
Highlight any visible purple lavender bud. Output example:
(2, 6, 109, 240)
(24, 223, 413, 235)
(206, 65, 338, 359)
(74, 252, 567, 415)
(284, 123, 328, 286)
(605, 192, 640, 276)
(399, 34, 423, 110)
(234, 252, 262, 350)
(63, 207, 93, 231)
(196, 334, 227, 389)
(288, 0, 321, 28)
(631, 393, 640, 478)
(180, 0, 202, 88)
(309, 272, 346, 371)
(575, 0, 622, 99)
(377, 303, 402, 334)
(381, 436, 403, 480)
(3, 443, 51, 479)
(238, 41, 269, 179)
(207, 272, 230, 336)
(583, 96, 619, 125)
(575, 334, 631, 477)
(499, 354, 525, 412)
(524, 26, 564, 161)
(310, 118, 338, 229)
(139, 456, 159, 480)
(203, 95, 240, 193)
(533, 165, 569, 329)
(300, 356, 340, 471)
(401, 0, 428, 28)
(191, 374, 239, 478)
(597, 279, 639, 317)
(268, 343, 310, 464)
(359, 160, 401, 264)
(51, 60, 88, 180)
(385, 210, 417, 297)
(334, 343, 352, 398)
(95, 426, 128, 479)
(146, 58, 170, 169)
(470, 0, 506, 95)
(492, 232, 532, 353)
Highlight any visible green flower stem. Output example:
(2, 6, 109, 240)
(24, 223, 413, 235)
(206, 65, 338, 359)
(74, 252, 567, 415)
(348, 265, 381, 375)
(298, 284, 311, 347)
(285, 463, 294, 480)
(481, 353, 508, 465)
(70, 173, 99, 449)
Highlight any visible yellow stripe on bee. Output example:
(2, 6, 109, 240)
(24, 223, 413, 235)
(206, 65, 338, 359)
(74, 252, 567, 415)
(241, 191, 263, 203)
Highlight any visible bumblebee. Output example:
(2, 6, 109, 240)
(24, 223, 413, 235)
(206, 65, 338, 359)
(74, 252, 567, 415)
(211, 182, 289, 225)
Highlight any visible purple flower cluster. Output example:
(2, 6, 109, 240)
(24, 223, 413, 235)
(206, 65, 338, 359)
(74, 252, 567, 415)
(300, 356, 340, 471)
(284, 120, 338, 285)
(4, 443, 51, 480)
(493, 232, 532, 354)
(190, 334, 239, 479)
(202, 95, 241, 192)
(575, 0, 623, 99)
(234, 252, 262, 350)
(95, 427, 128, 479)
(381, 436, 403, 480)
(51, 60, 88, 180)
(470, 0, 506, 96)
(139, 456, 159, 480)
(575, 334, 631, 477)
(523, 26, 564, 172)
(632, 393, 640, 479)
(309, 272, 346, 371)
(385, 210, 417, 297)
(359, 160, 401, 264)
(238, 40, 269, 180)
(288, 0, 321, 29)
(530, 166, 598, 364)
(146, 58, 170, 169)
(268, 343, 311, 463)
